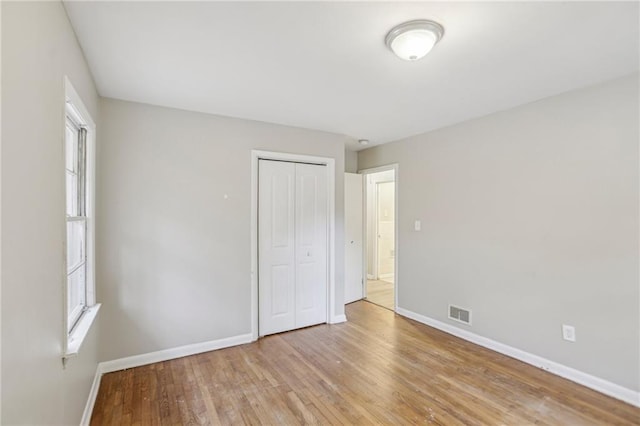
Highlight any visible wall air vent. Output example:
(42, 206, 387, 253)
(448, 304, 472, 325)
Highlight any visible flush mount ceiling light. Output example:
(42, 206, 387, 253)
(385, 20, 444, 61)
(358, 139, 370, 146)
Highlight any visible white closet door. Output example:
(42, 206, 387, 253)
(295, 163, 327, 328)
(259, 160, 328, 336)
(259, 160, 296, 336)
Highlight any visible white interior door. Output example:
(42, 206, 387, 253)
(344, 173, 363, 304)
(259, 160, 327, 336)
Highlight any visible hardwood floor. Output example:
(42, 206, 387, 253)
(366, 279, 394, 310)
(91, 301, 640, 425)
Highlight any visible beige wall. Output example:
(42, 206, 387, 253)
(1, 2, 101, 424)
(97, 98, 350, 362)
(345, 149, 358, 173)
(359, 74, 639, 391)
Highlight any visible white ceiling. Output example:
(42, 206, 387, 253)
(64, 1, 639, 150)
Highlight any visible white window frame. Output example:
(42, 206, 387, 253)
(65, 117, 87, 329)
(63, 77, 100, 358)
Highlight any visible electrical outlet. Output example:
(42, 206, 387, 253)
(414, 220, 421, 231)
(562, 325, 576, 342)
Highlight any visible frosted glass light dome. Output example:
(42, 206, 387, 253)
(385, 20, 444, 61)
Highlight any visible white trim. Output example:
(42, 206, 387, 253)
(373, 180, 379, 279)
(1, 6, 3, 419)
(396, 307, 640, 408)
(251, 153, 259, 341)
(99, 333, 253, 374)
(63, 77, 98, 358)
(358, 164, 398, 176)
(80, 365, 103, 426)
(65, 304, 101, 357)
(64, 76, 95, 129)
(359, 164, 399, 312)
(331, 314, 347, 324)
(251, 150, 338, 340)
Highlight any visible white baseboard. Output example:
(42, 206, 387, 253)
(100, 333, 253, 374)
(80, 366, 103, 426)
(331, 314, 347, 324)
(396, 307, 640, 408)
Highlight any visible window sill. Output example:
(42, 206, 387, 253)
(64, 303, 101, 358)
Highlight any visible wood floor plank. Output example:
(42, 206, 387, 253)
(366, 280, 394, 310)
(92, 301, 640, 425)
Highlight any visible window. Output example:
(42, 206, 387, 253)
(65, 116, 88, 331)
(64, 78, 99, 357)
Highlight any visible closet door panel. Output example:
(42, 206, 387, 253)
(258, 160, 296, 336)
(295, 163, 328, 328)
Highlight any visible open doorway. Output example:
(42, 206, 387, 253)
(362, 167, 396, 311)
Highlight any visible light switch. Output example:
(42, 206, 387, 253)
(414, 220, 421, 231)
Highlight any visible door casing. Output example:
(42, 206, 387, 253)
(251, 150, 339, 341)
(359, 164, 399, 312)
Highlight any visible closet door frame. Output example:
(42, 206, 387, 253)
(251, 150, 339, 341)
